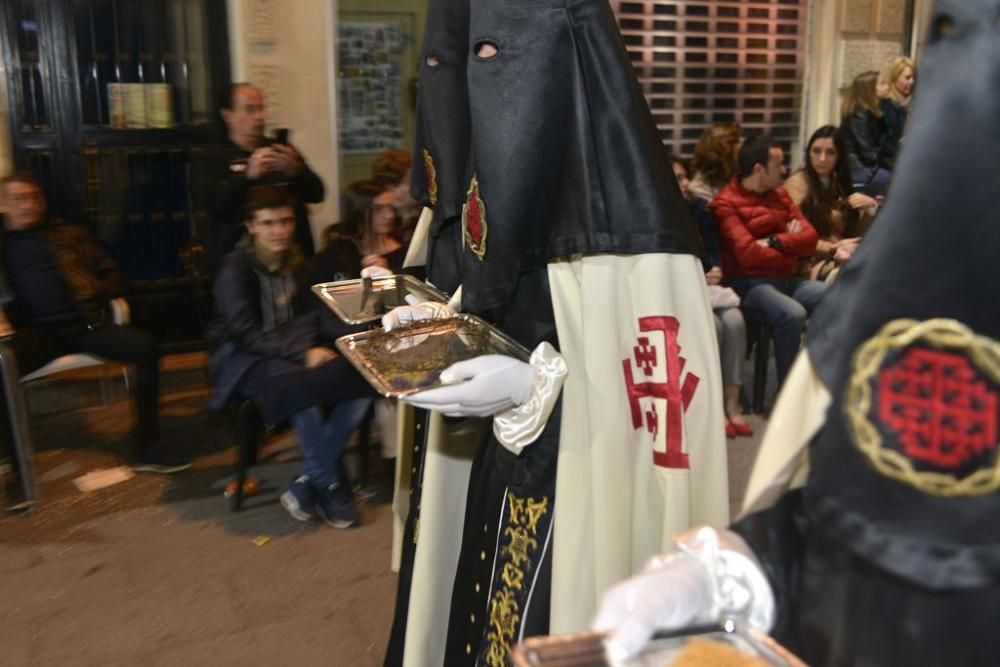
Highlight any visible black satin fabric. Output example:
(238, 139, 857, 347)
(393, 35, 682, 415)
(736, 495, 1000, 667)
(458, 0, 701, 314)
(795, 0, 1000, 591)
(444, 401, 562, 666)
(426, 214, 465, 296)
(410, 0, 471, 223)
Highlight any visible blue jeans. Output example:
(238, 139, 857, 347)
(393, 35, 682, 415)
(730, 278, 827, 385)
(290, 398, 372, 488)
(236, 358, 373, 488)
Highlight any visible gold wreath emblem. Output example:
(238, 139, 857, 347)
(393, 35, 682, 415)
(846, 318, 1000, 496)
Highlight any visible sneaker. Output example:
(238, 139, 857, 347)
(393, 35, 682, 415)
(281, 475, 318, 522)
(315, 482, 361, 529)
(131, 448, 192, 474)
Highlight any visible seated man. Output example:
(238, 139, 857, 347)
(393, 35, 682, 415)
(711, 135, 824, 386)
(0, 171, 191, 488)
(207, 185, 374, 528)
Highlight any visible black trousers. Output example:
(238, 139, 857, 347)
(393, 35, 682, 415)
(1, 321, 160, 454)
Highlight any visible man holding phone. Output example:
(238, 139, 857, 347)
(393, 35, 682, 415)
(191, 83, 325, 272)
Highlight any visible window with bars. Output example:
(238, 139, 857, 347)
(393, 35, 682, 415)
(2, 0, 228, 278)
(72, 0, 214, 129)
(614, 0, 809, 157)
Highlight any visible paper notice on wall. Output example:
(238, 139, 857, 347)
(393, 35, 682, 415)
(338, 22, 407, 153)
(247, 0, 277, 45)
(248, 64, 282, 126)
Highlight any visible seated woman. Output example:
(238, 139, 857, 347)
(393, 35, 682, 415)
(841, 71, 892, 191)
(345, 179, 407, 272)
(304, 178, 413, 285)
(784, 126, 879, 282)
(207, 185, 374, 528)
(372, 149, 422, 244)
(671, 156, 751, 438)
(879, 56, 916, 172)
(688, 122, 742, 202)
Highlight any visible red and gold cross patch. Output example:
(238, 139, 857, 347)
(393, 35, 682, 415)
(846, 318, 1000, 496)
(463, 175, 487, 261)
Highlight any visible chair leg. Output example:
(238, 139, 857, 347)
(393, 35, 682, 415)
(232, 400, 263, 512)
(753, 327, 771, 414)
(355, 403, 374, 490)
(0, 343, 37, 511)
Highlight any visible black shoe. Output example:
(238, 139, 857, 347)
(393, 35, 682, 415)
(315, 482, 361, 529)
(131, 448, 192, 474)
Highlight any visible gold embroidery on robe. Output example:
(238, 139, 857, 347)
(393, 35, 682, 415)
(484, 492, 550, 667)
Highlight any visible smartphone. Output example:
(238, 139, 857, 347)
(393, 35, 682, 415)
(273, 127, 290, 145)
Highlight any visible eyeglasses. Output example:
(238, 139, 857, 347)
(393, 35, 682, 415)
(7, 192, 43, 203)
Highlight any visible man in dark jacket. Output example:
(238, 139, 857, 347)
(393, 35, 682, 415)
(191, 83, 324, 272)
(207, 185, 374, 528)
(0, 171, 190, 481)
(711, 136, 823, 386)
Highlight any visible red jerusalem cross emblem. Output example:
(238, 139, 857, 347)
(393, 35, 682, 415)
(878, 347, 997, 470)
(846, 318, 1000, 496)
(622, 316, 700, 469)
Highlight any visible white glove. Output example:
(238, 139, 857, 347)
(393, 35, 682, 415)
(592, 527, 775, 664)
(592, 551, 714, 664)
(404, 354, 535, 417)
(381, 297, 453, 331)
(360, 265, 393, 278)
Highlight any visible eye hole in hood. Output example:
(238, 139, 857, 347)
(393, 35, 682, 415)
(474, 40, 499, 59)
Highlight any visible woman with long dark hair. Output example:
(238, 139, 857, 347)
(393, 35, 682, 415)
(340, 179, 406, 272)
(784, 125, 878, 281)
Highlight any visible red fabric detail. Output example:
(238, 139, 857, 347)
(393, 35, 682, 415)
(622, 316, 701, 470)
(466, 181, 485, 248)
(729, 420, 753, 437)
(633, 336, 657, 376)
(878, 347, 998, 470)
(710, 178, 818, 278)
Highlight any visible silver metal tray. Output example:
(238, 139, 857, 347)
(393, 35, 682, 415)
(335, 314, 531, 398)
(511, 622, 797, 667)
(312, 274, 448, 324)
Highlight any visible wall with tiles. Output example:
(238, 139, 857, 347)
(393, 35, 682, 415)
(803, 0, 931, 143)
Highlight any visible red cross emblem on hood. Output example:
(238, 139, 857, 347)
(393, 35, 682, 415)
(463, 176, 487, 261)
